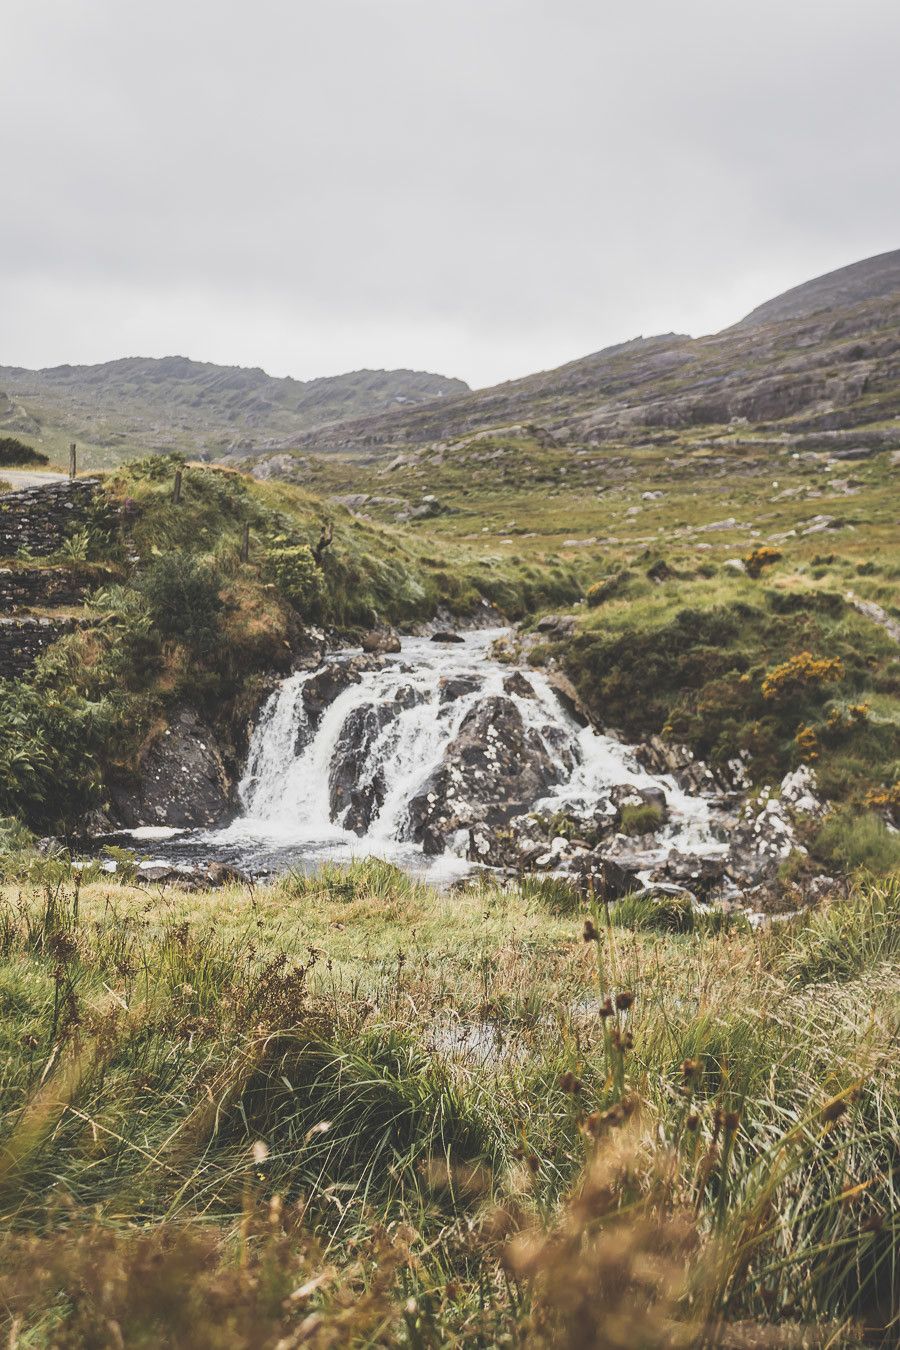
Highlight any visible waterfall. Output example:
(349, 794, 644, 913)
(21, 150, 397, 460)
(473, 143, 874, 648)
(208, 628, 724, 878)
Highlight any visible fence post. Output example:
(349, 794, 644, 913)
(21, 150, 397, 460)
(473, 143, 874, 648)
(69, 443, 77, 479)
(240, 522, 250, 563)
(172, 469, 182, 504)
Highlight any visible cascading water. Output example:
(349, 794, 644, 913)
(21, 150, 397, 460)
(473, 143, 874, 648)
(191, 628, 725, 880)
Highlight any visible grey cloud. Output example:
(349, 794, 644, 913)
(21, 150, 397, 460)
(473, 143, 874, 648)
(2, 0, 898, 386)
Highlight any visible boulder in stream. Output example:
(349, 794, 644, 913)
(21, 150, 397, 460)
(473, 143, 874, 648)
(408, 695, 561, 852)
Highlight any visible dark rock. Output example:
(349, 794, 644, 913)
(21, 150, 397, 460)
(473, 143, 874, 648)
(360, 629, 401, 654)
(600, 856, 646, 900)
(205, 861, 250, 887)
(408, 695, 561, 851)
(137, 863, 178, 884)
(393, 684, 423, 710)
(535, 613, 576, 637)
(503, 671, 536, 698)
(302, 661, 361, 724)
(109, 709, 232, 829)
(661, 851, 728, 893)
(431, 631, 464, 643)
(546, 671, 592, 727)
(329, 703, 395, 833)
(439, 674, 480, 703)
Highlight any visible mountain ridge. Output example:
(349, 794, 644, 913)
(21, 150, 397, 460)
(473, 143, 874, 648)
(1, 248, 898, 468)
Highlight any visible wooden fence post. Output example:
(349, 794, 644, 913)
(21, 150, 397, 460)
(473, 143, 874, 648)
(240, 522, 250, 563)
(172, 469, 182, 504)
(69, 443, 77, 479)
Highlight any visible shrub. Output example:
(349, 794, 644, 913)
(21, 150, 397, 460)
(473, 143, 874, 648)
(761, 651, 843, 702)
(864, 782, 900, 824)
(135, 553, 224, 653)
(262, 539, 325, 617)
(586, 570, 631, 607)
(0, 437, 48, 467)
(0, 682, 105, 830)
(744, 545, 782, 578)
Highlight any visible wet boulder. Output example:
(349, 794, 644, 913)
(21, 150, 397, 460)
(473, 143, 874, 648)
(503, 671, 536, 698)
(302, 660, 367, 725)
(360, 629, 401, 655)
(408, 695, 561, 852)
(328, 702, 396, 833)
(431, 631, 465, 644)
(439, 674, 480, 703)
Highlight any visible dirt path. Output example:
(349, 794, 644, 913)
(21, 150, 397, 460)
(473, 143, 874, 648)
(0, 469, 70, 490)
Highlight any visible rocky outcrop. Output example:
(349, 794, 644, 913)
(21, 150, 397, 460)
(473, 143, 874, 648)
(408, 695, 561, 853)
(109, 709, 233, 829)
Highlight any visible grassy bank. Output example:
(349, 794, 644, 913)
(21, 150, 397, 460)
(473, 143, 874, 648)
(0, 455, 584, 833)
(0, 857, 896, 1345)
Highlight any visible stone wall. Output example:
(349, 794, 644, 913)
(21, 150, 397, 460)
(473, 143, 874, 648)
(0, 564, 115, 611)
(0, 479, 109, 558)
(0, 616, 91, 680)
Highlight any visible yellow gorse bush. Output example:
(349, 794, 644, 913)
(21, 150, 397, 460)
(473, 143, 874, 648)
(761, 651, 844, 702)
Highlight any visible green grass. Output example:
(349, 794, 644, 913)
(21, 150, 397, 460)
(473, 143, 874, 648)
(0, 859, 896, 1344)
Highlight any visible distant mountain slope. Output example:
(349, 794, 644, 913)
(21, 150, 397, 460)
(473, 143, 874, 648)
(734, 248, 900, 330)
(0, 356, 468, 463)
(264, 250, 900, 461)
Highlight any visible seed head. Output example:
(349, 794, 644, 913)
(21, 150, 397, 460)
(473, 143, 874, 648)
(583, 919, 599, 942)
(558, 1071, 583, 1095)
(615, 991, 635, 1012)
(821, 1098, 848, 1124)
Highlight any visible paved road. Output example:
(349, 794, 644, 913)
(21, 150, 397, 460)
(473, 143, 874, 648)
(0, 469, 70, 490)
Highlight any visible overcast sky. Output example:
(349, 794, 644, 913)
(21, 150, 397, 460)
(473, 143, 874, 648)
(2, 1, 898, 390)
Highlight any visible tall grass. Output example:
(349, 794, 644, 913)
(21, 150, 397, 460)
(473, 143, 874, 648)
(0, 864, 896, 1344)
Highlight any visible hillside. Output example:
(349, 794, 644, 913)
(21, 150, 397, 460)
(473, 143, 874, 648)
(734, 247, 900, 329)
(250, 249, 900, 466)
(0, 356, 468, 469)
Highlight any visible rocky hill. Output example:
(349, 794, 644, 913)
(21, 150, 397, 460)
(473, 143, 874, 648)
(253, 249, 900, 466)
(733, 248, 900, 329)
(0, 356, 468, 466)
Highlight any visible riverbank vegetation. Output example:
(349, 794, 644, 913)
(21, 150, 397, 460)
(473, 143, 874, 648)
(0, 454, 584, 832)
(0, 857, 895, 1345)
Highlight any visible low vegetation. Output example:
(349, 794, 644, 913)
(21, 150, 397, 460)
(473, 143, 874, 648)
(0, 856, 895, 1345)
(0, 435, 49, 467)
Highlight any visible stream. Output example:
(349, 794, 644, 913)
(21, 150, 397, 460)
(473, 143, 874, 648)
(109, 629, 727, 881)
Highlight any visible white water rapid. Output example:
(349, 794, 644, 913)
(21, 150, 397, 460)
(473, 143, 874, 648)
(199, 629, 724, 881)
